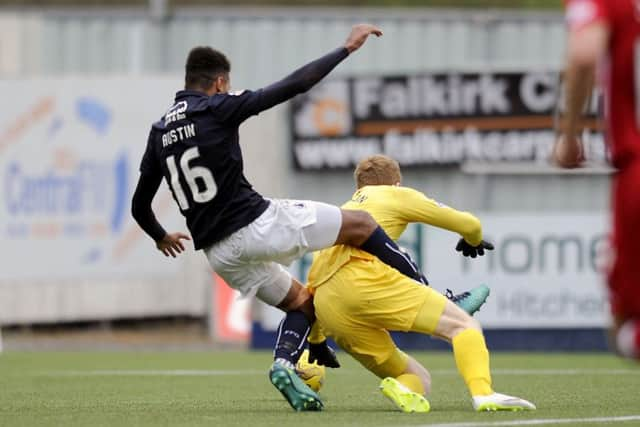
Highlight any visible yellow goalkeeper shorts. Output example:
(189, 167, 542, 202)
(313, 257, 447, 378)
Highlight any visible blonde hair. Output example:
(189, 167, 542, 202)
(354, 155, 402, 189)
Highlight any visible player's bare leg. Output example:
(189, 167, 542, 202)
(275, 280, 341, 368)
(335, 209, 426, 282)
(276, 278, 315, 321)
(404, 356, 432, 395)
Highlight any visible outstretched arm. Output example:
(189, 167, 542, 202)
(219, 24, 382, 124)
(395, 187, 492, 258)
(259, 24, 383, 108)
(131, 173, 190, 257)
(554, 4, 609, 168)
(396, 187, 483, 245)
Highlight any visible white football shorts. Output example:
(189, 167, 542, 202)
(204, 199, 342, 306)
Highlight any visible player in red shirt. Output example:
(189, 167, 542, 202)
(555, 0, 640, 359)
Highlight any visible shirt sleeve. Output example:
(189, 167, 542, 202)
(208, 89, 263, 125)
(394, 187, 483, 246)
(209, 47, 349, 125)
(139, 128, 162, 177)
(565, 0, 609, 31)
(134, 128, 167, 242)
(131, 171, 167, 242)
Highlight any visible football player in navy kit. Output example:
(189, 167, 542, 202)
(131, 24, 490, 411)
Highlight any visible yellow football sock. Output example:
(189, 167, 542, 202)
(452, 328, 493, 396)
(396, 373, 425, 395)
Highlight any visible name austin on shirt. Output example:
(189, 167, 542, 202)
(162, 123, 196, 147)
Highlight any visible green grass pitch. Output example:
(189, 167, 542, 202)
(1, 351, 639, 427)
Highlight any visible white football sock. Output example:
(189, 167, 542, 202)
(616, 320, 639, 359)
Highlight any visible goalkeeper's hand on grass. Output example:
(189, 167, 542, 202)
(308, 341, 341, 368)
(455, 238, 494, 258)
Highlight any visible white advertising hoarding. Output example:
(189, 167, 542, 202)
(0, 78, 185, 281)
(424, 213, 611, 328)
(0, 78, 215, 324)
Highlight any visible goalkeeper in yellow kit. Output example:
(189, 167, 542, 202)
(306, 155, 536, 413)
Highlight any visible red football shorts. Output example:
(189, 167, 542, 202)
(609, 161, 640, 320)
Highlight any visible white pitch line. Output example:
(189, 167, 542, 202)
(409, 415, 640, 427)
(43, 368, 640, 377)
(47, 369, 265, 377)
(432, 369, 640, 376)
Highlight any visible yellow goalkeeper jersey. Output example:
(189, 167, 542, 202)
(307, 185, 482, 289)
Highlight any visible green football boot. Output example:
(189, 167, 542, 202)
(446, 284, 490, 316)
(269, 360, 324, 411)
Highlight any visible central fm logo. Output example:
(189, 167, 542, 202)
(2, 96, 129, 263)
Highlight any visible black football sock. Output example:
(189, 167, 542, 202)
(359, 226, 429, 284)
(274, 311, 311, 368)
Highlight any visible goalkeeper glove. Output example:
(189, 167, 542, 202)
(455, 238, 494, 258)
(308, 341, 341, 368)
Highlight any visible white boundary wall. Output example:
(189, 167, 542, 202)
(0, 77, 289, 324)
(425, 213, 611, 328)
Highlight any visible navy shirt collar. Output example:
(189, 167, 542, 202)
(175, 89, 208, 100)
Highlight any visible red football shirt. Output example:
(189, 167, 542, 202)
(566, 0, 640, 168)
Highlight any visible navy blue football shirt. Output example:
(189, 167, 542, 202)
(133, 47, 349, 249)
(139, 90, 271, 249)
